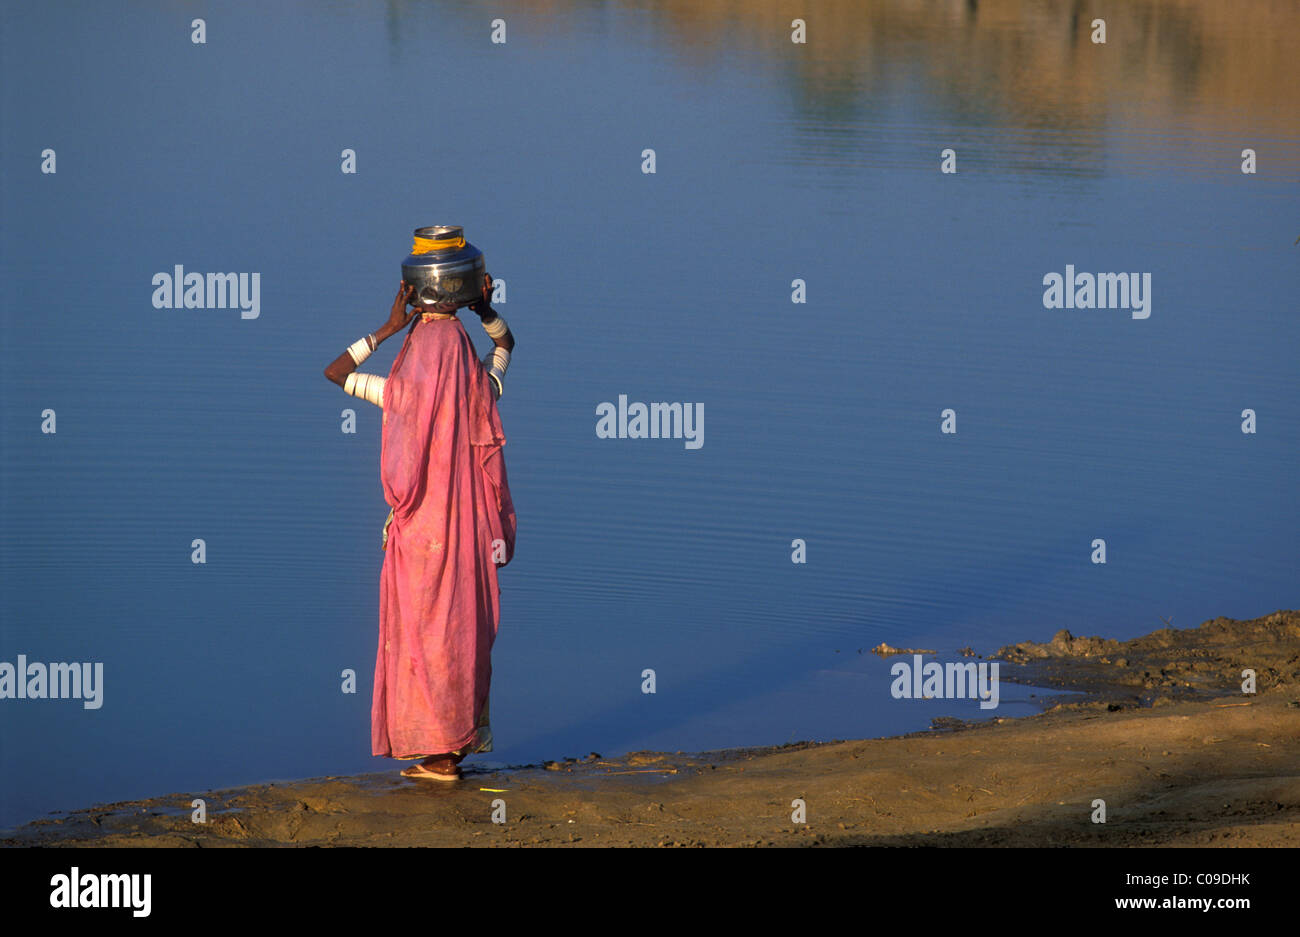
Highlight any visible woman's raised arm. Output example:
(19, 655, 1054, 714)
(323, 282, 425, 406)
(468, 273, 514, 399)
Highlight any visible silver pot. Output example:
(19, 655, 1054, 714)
(401, 225, 485, 308)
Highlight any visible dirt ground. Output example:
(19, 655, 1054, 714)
(6, 610, 1298, 847)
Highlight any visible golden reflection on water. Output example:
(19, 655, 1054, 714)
(457, 0, 1300, 177)
(625, 0, 1298, 136)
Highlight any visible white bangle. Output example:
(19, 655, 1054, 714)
(487, 346, 510, 376)
(482, 316, 509, 339)
(343, 371, 385, 408)
(483, 346, 509, 399)
(347, 334, 374, 366)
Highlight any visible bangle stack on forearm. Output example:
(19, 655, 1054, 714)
(480, 315, 510, 398)
(343, 371, 385, 407)
(342, 332, 385, 407)
(483, 346, 510, 398)
(347, 334, 377, 366)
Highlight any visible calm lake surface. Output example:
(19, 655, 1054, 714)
(1, 0, 1296, 829)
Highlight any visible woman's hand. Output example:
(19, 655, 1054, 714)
(468, 272, 495, 319)
(385, 282, 420, 334)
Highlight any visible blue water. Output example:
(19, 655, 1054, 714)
(1, 0, 1296, 829)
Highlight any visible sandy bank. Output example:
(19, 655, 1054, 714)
(6, 610, 1297, 847)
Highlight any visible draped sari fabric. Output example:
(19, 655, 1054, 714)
(371, 317, 516, 758)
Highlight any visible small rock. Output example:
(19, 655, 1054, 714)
(872, 642, 937, 658)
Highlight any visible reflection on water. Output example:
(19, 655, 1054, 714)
(0, 0, 1295, 829)
(630, 0, 1300, 133)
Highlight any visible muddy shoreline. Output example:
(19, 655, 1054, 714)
(6, 610, 1297, 847)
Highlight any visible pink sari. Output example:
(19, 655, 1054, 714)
(371, 316, 516, 759)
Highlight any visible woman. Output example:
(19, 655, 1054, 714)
(323, 273, 517, 781)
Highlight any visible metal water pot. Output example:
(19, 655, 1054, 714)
(400, 225, 485, 308)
